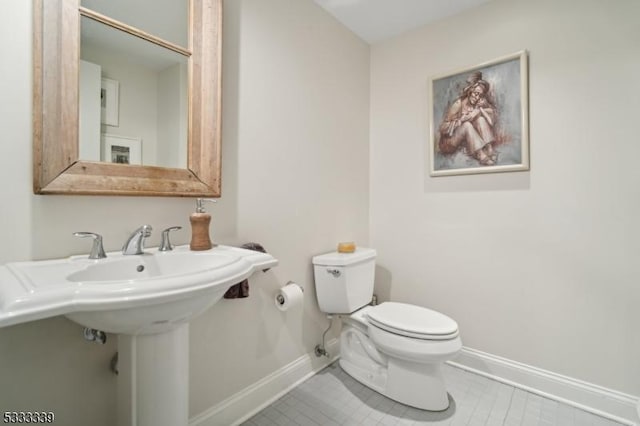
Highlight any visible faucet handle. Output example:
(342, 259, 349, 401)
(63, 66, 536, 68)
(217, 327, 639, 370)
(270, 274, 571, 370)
(73, 232, 107, 259)
(159, 226, 182, 252)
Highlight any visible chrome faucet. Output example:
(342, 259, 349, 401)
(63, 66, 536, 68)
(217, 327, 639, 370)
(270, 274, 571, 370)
(122, 225, 153, 255)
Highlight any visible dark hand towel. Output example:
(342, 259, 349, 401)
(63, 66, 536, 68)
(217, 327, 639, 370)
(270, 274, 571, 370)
(223, 242, 269, 299)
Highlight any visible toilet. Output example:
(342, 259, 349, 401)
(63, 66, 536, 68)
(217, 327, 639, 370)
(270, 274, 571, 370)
(312, 248, 461, 411)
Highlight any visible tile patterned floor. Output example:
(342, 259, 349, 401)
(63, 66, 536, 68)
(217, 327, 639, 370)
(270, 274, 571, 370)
(242, 362, 625, 426)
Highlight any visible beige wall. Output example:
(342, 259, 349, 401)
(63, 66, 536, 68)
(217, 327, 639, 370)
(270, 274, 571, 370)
(370, 0, 640, 396)
(0, 0, 369, 424)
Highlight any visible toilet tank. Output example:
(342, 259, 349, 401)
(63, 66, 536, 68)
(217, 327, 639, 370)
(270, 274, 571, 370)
(312, 248, 376, 314)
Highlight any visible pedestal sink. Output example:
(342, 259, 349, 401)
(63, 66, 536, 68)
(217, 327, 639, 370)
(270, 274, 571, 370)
(0, 245, 278, 426)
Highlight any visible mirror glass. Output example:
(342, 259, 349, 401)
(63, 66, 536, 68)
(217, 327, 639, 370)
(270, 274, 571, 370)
(80, 0, 188, 48)
(80, 16, 189, 168)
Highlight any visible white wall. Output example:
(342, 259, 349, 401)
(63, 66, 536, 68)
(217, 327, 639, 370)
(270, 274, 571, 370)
(157, 63, 188, 169)
(370, 0, 640, 397)
(79, 60, 102, 161)
(0, 1, 369, 425)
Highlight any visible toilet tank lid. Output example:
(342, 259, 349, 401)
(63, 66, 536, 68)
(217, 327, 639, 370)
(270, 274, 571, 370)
(312, 248, 376, 266)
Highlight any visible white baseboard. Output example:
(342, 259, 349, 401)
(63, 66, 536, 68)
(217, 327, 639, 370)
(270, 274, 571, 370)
(448, 347, 640, 426)
(189, 338, 340, 426)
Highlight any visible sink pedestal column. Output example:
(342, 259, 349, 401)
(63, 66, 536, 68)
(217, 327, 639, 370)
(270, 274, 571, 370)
(117, 324, 189, 426)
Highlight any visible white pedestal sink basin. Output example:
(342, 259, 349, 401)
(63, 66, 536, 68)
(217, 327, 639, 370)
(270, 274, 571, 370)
(0, 245, 278, 426)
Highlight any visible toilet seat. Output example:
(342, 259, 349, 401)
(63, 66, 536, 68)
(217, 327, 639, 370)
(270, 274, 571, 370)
(366, 302, 459, 340)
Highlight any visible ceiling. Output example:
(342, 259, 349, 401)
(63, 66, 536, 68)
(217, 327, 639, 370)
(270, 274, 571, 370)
(313, 0, 492, 44)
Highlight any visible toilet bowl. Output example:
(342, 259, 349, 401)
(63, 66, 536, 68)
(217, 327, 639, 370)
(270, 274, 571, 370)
(339, 303, 461, 411)
(312, 248, 461, 411)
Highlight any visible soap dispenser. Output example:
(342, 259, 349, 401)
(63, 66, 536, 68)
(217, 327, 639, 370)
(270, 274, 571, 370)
(190, 198, 216, 251)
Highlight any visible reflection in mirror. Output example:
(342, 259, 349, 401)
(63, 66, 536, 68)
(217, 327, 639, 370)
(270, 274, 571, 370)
(80, 16, 188, 169)
(80, 0, 188, 48)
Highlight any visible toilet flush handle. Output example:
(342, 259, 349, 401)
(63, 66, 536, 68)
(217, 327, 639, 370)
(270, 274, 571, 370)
(326, 268, 341, 278)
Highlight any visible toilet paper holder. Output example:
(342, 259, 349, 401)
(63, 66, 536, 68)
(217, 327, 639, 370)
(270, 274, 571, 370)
(276, 281, 304, 305)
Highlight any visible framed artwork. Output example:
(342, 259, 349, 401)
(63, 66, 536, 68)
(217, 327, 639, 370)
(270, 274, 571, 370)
(101, 134, 142, 165)
(429, 51, 529, 176)
(101, 78, 119, 126)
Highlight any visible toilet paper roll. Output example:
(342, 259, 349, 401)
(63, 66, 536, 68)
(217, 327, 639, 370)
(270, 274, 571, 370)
(275, 282, 303, 311)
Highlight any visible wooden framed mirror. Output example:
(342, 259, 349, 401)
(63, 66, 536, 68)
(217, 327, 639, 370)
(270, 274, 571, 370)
(33, 0, 222, 196)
